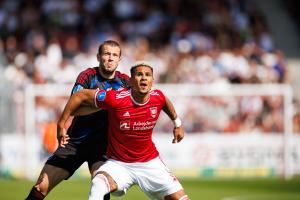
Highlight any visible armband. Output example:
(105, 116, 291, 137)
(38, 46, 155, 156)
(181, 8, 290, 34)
(173, 117, 182, 128)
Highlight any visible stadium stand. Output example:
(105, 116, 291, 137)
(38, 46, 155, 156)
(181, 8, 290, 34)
(0, 0, 298, 134)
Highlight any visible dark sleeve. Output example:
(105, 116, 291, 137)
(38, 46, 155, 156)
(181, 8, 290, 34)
(71, 68, 94, 94)
(116, 71, 131, 88)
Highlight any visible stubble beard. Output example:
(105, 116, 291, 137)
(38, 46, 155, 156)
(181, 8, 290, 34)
(99, 64, 117, 78)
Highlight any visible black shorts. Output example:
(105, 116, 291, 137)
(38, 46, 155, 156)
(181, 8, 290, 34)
(46, 135, 107, 179)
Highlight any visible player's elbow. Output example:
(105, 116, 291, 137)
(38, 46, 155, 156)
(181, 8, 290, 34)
(77, 89, 95, 105)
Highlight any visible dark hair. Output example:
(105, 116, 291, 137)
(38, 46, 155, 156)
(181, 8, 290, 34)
(98, 40, 121, 57)
(130, 61, 153, 76)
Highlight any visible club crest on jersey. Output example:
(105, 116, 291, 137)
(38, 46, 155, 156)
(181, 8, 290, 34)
(96, 90, 106, 101)
(120, 120, 130, 130)
(150, 107, 157, 118)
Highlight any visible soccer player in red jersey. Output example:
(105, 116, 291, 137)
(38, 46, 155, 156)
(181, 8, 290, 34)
(57, 61, 190, 200)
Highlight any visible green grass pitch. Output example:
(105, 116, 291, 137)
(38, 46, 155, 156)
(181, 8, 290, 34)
(1, 177, 300, 200)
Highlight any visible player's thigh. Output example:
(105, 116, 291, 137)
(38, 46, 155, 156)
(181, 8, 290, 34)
(46, 142, 86, 178)
(35, 164, 69, 192)
(97, 160, 134, 196)
(135, 158, 183, 200)
(86, 134, 108, 176)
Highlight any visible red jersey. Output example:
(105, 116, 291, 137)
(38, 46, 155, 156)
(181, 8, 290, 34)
(94, 88, 166, 163)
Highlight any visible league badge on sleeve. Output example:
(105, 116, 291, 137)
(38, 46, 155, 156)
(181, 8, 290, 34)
(72, 85, 83, 94)
(96, 90, 106, 102)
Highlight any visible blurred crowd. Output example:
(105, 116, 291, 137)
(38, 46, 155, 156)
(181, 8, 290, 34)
(0, 0, 298, 135)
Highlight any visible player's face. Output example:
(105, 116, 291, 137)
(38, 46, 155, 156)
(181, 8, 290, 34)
(97, 45, 121, 75)
(131, 66, 153, 95)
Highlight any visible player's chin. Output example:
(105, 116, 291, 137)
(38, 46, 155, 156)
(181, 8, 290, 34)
(138, 88, 150, 95)
(103, 67, 116, 73)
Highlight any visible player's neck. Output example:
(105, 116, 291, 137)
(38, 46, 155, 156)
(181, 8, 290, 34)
(130, 90, 150, 106)
(98, 67, 116, 79)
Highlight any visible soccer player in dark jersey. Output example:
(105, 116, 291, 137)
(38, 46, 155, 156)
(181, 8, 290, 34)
(25, 40, 128, 200)
(57, 62, 190, 200)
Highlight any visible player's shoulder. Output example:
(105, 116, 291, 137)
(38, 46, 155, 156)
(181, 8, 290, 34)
(115, 71, 130, 80)
(115, 88, 131, 99)
(74, 67, 97, 85)
(78, 67, 97, 77)
(103, 88, 130, 98)
(150, 89, 166, 103)
(98, 88, 130, 106)
(150, 89, 164, 96)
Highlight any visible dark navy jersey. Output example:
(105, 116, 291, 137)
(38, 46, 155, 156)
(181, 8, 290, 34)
(67, 67, 130, 143)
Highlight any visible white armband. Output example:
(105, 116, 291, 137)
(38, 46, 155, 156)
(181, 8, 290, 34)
(173, 117, 182, 128)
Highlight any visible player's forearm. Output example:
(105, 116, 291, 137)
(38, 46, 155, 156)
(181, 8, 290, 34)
(59, 89, 96, 122)
(163, 97, 178, 120)
(58, 92, 85, 127)
(72, 106, 101, 116)
(163, 96, 182, 133)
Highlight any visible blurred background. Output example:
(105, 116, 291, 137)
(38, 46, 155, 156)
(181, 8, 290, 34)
(1, 0, 300, 183)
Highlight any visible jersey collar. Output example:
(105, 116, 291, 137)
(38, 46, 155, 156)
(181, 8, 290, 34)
(130, 89, 150, 106)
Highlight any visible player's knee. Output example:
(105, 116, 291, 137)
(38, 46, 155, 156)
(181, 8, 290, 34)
(33, 183, 48, 195)
(89, 172, 113, 200)
(178, 194, 190, 200)
(33, 175, 50, 195)
(95, 171, 118, 192)
(164, 190, 189, 200)
(25, 187, 46, 200)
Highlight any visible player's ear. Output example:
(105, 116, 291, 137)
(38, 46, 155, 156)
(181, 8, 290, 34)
(97, 53, 100, 62)
(128, 77, 133, 87)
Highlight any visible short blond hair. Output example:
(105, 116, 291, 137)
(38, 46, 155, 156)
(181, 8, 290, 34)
(130, 61, 153, 75)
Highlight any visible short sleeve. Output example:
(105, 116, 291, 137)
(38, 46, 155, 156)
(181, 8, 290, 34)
(71, 68, 95, 94)
(156, 89, 166, 106)
(94, 89, 115, 109)
(94, 89, 107, 108)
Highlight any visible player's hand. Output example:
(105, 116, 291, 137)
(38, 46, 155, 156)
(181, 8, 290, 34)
(172, 126, 184, 143)
(57, 125, 69, 147)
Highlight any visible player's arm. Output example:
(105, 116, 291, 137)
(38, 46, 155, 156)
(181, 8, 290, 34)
(72, 105, 102, 116)
(70, 70, 101, 116)
(163, 96, 184, 144)
(57, 89, 97, 147)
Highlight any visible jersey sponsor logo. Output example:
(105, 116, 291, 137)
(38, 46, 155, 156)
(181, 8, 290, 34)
(150, 107, 157, 118)
(96, 91, 106, 101)
(133, 120, 156, 131)
(123, 111, 130, 117)
(120, 120, 130, 130)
